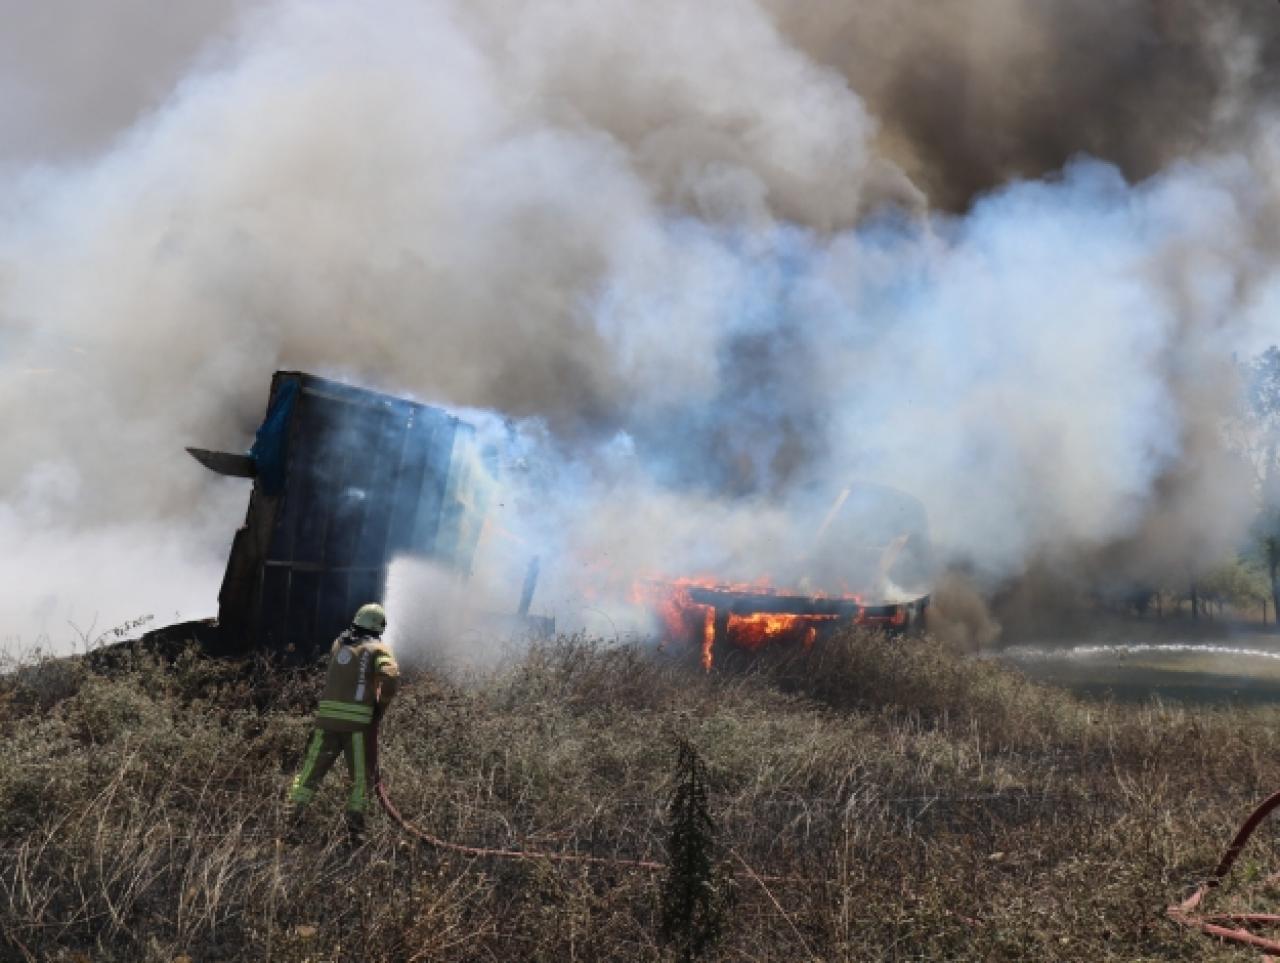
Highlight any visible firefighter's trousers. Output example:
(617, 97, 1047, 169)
(288, 728, 373, 814)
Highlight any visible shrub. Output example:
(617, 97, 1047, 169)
(60, 674, 167, 745)
(762, 628, 1079, 748)
(0, 653, 87, 719)
(660, 737, 728, 961)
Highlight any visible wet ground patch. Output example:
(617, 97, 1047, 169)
(999, 639, 1280, 705)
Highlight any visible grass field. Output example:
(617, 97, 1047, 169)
(3, 628, 1280, 961)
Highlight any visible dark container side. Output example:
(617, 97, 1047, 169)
(213, 371, 486, 659)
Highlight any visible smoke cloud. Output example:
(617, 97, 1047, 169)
(767, 0, 1280, 211)
(0, 1, 246, 166)
(2, 0, 1278, 652)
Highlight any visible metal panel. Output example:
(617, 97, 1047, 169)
(405, 418, 459, 559)
(383, 413, 444, 560)
(214, 371, 483, 657)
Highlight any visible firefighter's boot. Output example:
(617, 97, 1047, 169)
(345, 811, 367, 847)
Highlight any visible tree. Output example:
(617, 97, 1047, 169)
(1246, 347, 1280, 622)
(1198, 557, 1269, 618)
(1254, 510, 1280, 623)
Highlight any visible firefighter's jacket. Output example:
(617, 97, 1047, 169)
(315, 628, 400, 732)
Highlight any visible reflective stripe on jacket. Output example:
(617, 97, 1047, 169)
(315, 628, 400, 732)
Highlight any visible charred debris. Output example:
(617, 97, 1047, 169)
(643, 481, 933, 670)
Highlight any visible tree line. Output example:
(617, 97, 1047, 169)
(1122, 346, 1280, 625)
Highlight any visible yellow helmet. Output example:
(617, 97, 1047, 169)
(353, 603, 387, 634)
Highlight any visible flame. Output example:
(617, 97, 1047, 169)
(637, 575, 863, 670)
(702, 606, 715, 671)
(725, 612, 838, 651)
(634, 579, 716, 668)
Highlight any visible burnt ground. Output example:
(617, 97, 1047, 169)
(2, 628, 1278, 961)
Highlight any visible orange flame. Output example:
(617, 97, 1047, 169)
(702, 606, 715, 671)
(638, 575, 861, 669)
(725, 612, 837, 651)
(634, 580, 716, 667)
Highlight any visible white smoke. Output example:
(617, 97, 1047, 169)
(2, 0, 1278, 652)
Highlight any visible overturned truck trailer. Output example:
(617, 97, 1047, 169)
(190, 371, 490, 659)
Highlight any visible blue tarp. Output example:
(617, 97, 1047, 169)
(248, 379, 298, 495)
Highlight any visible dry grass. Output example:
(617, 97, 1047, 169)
(2, 629, 1279, 961)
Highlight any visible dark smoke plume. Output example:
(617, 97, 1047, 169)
(769, 0, 1280, 210)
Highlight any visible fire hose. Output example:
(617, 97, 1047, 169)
(1168, 789, 1280, 959)
(368, 720, 832, 891)
(373, 716, 1280, 952)
(369, 718, 664, 871)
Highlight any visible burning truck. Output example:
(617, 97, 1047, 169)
(639, 483, 933, 669)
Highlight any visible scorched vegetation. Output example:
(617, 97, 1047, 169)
(1, 629, 1277, 961)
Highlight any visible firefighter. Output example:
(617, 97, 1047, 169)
(288, 602, 399, 843)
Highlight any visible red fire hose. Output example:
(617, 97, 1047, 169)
(1168, 789, 1280, 959)
(369, 721, 824, 891)
(374, 719, 1280, 952)
(369, 719, 664, 871)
